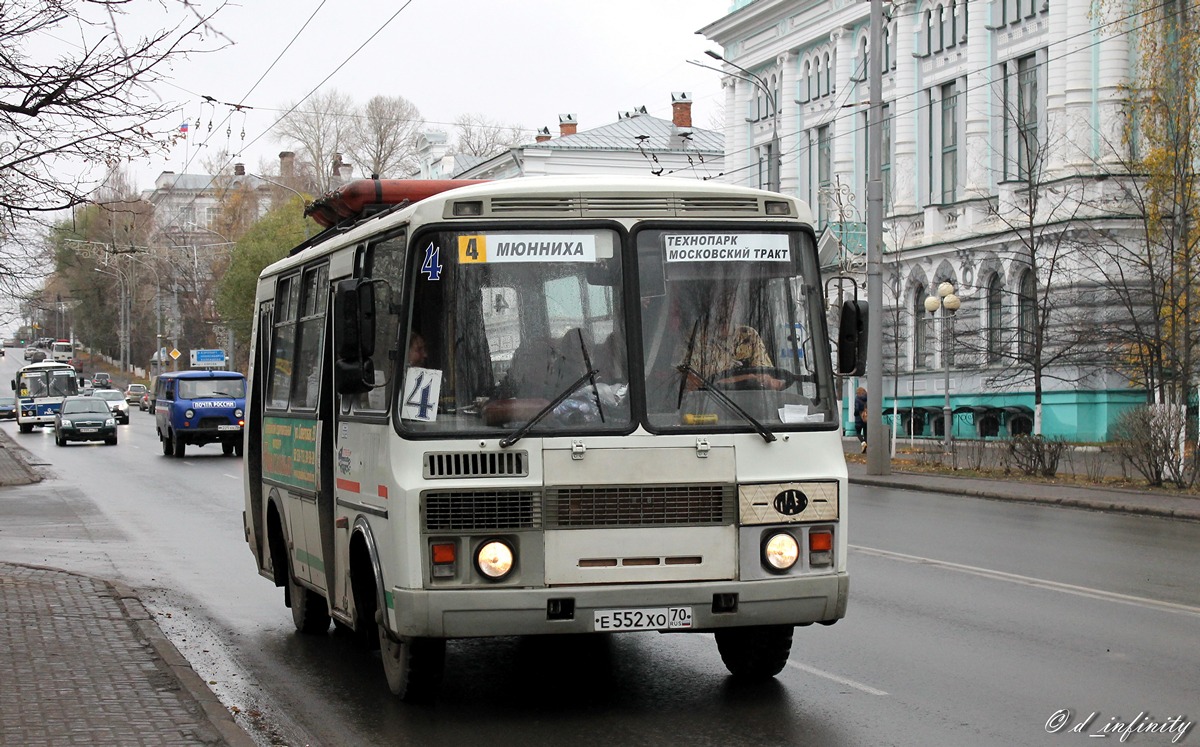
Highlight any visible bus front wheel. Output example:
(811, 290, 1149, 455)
(714, 624, 794, 679)
(18, 423, 32, 434)
(379, 623, 444, 702)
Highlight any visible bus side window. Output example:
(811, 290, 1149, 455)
(349, 235, 404, 414)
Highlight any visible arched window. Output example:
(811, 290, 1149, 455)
(987, 274, 1003, 363)
(945, 1, 956, 47)
(924, 9, 934, 55)
(884, 23, 894, 70)
(770, 73, 778, 116)
(813, 56, 822, 99)
(858, 36, 868, 80)
(914, 282, 928, 369)
(935, 4, 945, 51)
(823, 52, 832, 95)
(803, 60, 812, 101)
(1018, 270, 1036, 362)
(957, 0, 968, 40)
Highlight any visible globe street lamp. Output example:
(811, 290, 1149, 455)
(924, 281, 961, 453)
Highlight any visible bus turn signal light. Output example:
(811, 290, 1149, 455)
(431, 542, 456, 579)
(809, 529, 833, 567)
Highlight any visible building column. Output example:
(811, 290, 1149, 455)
(891, 7, 920, 216)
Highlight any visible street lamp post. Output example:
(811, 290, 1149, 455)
(704, 50, 781, 193)
(95, 267, 129, 374)
(924, 281, 961, 453)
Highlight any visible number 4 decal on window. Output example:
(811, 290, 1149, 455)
(421, 242, 442, 280)
(401, 367, 443, 422)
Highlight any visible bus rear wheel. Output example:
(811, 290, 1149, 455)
(161, 433, 172, 456)
(172, 433, 185, 457)
(714, 624, 794, 679)
(222, 441, 234, 456)
(379, 624, 444, 702)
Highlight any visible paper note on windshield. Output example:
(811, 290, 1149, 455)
(779, 404, 823, 423)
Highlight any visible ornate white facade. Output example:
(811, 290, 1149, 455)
(702, 0, 1147, 441)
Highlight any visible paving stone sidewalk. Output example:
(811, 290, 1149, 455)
(0, 427, 255, 746)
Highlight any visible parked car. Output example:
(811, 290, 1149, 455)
(92, 389, 130, 424)
(123, 383, 147, 404)
(54, 396, 117, 446)
(91, 372, 112, 389)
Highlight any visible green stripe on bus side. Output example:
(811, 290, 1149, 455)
(386, 590, 394, 610)
(294, 547, 325, 573)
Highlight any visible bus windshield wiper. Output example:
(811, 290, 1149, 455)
(676, 364, 777, 443)
(499, 369, 600, 449)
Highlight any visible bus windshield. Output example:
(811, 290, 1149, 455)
(400, 227, 630, 436)
(178, 377, 246, 400)
(636, 227, 834, 432)
(395, 224, 833, 437)
(19, 368, 78, 398)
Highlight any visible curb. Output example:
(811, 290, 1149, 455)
(108, 580, 258, 747)
(0, 427, 44, 485)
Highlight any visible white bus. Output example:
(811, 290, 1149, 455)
(51, 340, 73, 364)
(12, 360, 79, 432)
(243, 176, 860, 701)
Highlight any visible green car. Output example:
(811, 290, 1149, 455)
(54, 396, 118, 446)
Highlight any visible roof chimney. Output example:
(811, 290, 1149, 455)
(672, 92, 693, 129)
(559, 113, 578, 137)
(279, 151, 295, 179)
(535, 127, 552, 143)
(234, 163, 245, 176)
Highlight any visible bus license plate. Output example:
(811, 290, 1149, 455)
(594, 607, 692, 632)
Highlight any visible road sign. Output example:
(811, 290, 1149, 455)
(191, 348, 226, 367)
(170, 348, 181, 360)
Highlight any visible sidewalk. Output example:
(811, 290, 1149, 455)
(0, 428, 256, 747)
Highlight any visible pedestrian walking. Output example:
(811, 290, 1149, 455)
(854, 387, 868, 452)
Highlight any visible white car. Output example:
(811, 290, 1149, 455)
(91, 389, 130, 425)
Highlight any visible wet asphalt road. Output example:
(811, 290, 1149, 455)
(0, 372, 1196, 745)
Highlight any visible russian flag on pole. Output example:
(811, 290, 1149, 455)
(179, 121, 189, 133)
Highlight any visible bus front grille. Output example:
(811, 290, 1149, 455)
(545, 485, 734, 528)
(423, 490, 541, 531)
(424, 450, 529, 479)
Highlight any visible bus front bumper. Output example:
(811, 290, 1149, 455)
(388, 572, 848, 638)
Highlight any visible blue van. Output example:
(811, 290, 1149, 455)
(154, 370, 246, 457)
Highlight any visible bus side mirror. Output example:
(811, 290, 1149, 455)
(333, 279, 377, 395)
(837, 300, 867, 376)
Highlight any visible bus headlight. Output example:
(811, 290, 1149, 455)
(475, 540, 514, 580)
(763, 532, 799, 571)
(185, 409, 195, 419)
(235, 408, 244, 418)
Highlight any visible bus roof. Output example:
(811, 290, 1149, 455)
(157, 370, 245, 380)
(265, 175, 814, 278)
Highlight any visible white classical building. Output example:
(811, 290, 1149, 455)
(702, 0, 1145, 441)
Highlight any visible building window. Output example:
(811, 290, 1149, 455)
(884, 23, 894, 70)
(940, 81, 959, 202)
(823, 52, 832, 96)
(802, 60, 812, 102)
(944, 1, 956, 48)
(987, 274, 1003, 363)
(956, 0, 969, 40)
(881, 103, 893, 212)
(857, 36, 868, 81)
(1018, 270, 1036, 363)
(914, 282, 928, 369)
(817, 125, 832, 226)
(1017, 54, 1040, 179)
(924, 10, 933, 55)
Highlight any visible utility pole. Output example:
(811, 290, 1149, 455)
(865, 0, 890, 475)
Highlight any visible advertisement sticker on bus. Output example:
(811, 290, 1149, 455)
(663, 233, 790, 262)
(457, 233, 597, 264)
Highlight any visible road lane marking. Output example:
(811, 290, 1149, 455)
(852, 545, 1200, 618)
(786, 661, 889, 695)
